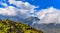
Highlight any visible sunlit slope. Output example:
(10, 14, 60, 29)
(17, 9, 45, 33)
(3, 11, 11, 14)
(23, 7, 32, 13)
(0, 19, 44, 33)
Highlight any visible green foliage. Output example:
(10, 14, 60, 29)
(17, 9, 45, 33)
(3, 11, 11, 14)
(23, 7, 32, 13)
(0, 19, 44, 33)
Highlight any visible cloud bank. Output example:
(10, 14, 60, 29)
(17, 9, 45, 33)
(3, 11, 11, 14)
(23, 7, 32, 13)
(36, 7, 60, 24)
(0, 0, 38, 19)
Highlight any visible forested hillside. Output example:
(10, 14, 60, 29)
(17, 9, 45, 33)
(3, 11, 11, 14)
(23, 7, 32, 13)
(0, 19, 44, 33)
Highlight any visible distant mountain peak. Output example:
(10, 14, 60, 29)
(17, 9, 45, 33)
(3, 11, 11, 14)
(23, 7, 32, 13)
(24, 16, 40, 25)
(26, 16, 40, 21)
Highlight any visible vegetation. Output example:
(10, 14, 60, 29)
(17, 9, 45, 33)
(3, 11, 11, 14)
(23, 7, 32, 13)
(0, 19, 44, 33)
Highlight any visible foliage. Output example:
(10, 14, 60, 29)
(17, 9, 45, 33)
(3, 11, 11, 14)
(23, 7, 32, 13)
(0, 19, 44, 33)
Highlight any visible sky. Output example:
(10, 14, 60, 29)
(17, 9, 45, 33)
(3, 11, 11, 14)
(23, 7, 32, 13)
(0, 0, 60, 10)
(0, 0, 60, 24)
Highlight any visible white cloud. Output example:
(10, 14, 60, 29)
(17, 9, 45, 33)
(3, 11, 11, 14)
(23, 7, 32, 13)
(36, 7, 60, 24)
(0, 2, 8, 8)
(9, 0, 38, 13)
(0, 6, 17, 16)
(0, 0, 38, 19)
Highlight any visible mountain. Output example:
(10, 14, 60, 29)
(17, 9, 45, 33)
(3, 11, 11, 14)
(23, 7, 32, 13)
(1, 15, 60, 33)
(32, 23, 60, 33)
(0, 19, 44, 33)
(23, 16, 60, 33)
(24, 16, 40, 26)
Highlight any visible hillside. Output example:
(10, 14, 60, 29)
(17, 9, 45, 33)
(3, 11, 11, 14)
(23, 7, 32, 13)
(0, 19, 44, 33)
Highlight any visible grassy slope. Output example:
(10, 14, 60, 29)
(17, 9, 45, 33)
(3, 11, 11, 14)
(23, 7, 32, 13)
(0, 19, 44, 33)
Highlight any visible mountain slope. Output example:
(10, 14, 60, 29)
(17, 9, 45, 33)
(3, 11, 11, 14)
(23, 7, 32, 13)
(0, 19, 43, 33)
(24, 16, 40, 25)
(33, 23, 60, 33)
(23, 16, 60, 33)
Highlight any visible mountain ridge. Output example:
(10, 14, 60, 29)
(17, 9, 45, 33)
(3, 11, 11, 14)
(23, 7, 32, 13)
(0, 19, 44, 33)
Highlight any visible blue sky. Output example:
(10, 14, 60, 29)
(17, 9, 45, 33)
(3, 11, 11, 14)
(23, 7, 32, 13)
(0, 0, 60, 23)
(22, 0, 60, 10)
(0, 0, 60, 10)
